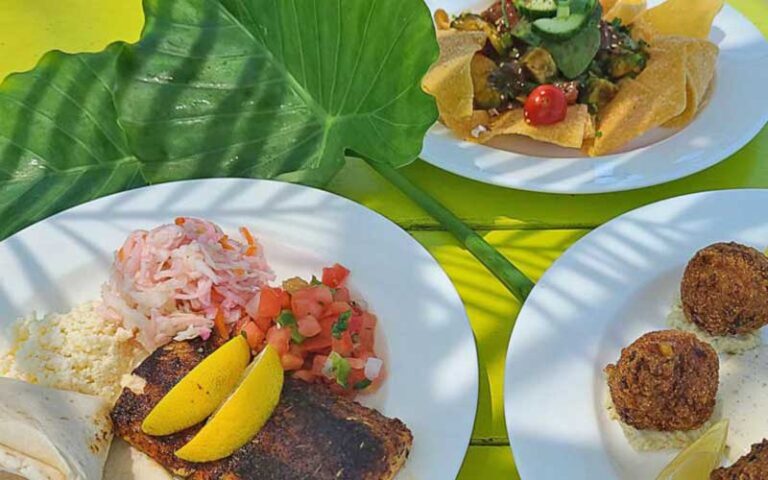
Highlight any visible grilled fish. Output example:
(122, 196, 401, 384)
(111, 340, 412, 480)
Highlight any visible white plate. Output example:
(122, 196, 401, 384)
(0, 179, 477, 480)
(504, 189, 768, 479)
(420, 1, 768, 193)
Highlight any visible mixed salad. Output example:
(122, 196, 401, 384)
(435, 0, 649, 125)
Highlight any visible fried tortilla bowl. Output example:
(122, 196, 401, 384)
(422, 0, 723, 156)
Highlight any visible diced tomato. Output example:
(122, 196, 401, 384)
(300, 332, 332, 353)
(347, 357, 365, 370)
(297, 315, 322, 338)
(312, 355, 328, 376)
(292, 369, 315, 382)
(254, 315, 273, 333)
(324, 301, 351, 317)
(333, 287, 351, 303)
(322, 264, 350, 288)
(348, 315, 364, 335)
(332, 331, 354, 357)
(257, 287, 283, 318)
(291, 286, 333, 319)
(281, 353, 304, 371)
(347, 368, 367, 387)
(359, 312, 377, 352)
(266, 327, 291, 355)
(279, 289, 291, 309)
(242, 321, 265, 350)
(354, 349, 374, 361)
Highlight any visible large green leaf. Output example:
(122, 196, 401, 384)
(0, 0, 438, 238)
(0, 47, 146, 237)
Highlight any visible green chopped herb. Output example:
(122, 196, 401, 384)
(331, 310, 352, 339)
(310, 275, 322, 286)
(354, 379, 372, 390)
(276, 310, 305, 343)
(595, 130, 603, 138)
(329, 352, 351, 388)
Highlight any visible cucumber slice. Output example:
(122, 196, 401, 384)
(532, 0, 595, 40)
(515, 0, 558, 19)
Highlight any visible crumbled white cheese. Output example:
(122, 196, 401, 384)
(0, 301, 146, 402)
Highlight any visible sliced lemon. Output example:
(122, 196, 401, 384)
(175, 344, 284, 462)
(656, 419, 728, 480)
(141, 336, 251, 436)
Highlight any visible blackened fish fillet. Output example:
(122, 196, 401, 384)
(111, 340, 412, 480)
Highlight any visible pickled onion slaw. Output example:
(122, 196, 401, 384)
(101, 218, 274, 350)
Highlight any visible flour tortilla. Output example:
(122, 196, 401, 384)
(0, 378, 112, 480)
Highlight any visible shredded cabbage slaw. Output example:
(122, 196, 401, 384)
(101, 217, 274, 350)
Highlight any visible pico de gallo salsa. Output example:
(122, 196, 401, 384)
(237, 263, 383, 397)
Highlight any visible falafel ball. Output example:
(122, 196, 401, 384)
(605, 330, 719, 431)
(711, 439, 768, 480)
(681, 242, 768, 336)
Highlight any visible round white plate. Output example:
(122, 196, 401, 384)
(420, 1, 768, 193)
(0, 179, 477, 480)
(504, 189, 768, 479)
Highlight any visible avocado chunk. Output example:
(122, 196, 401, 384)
(515, 0, 558, 19)
(583, 75, 619, 110)
(521, 47, 557, 83)
(608, 52, 648, 79)
(471, 54, 503, 109)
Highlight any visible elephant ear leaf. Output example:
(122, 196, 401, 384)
(0, 0, 439, 238)
(116, 0, 439, 184)
(0, 46, 145, 239)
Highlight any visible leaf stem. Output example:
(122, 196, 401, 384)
(361, 156, 534, 302)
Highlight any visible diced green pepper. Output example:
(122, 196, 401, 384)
(331, 310, 352, 339)
(276, 310, 305, 343)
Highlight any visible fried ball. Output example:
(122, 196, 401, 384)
(605, 330, 719, 431)
(681, 242, 768, 336)
(711, 439, 768, 480)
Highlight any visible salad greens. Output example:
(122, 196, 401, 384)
(542, 4, 602, 79)
(0, 0, 535, 302)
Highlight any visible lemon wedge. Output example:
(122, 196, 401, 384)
(175, 344, 284, 462)
(656, 419, 728, 480)
(141, 335, 251, 436)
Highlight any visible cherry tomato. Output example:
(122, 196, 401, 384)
(524, 85, 567, 126)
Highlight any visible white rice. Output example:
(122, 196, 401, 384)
(0, 301, 147, 403)
(667, 300, 761, 354)
(605, 387, 722, 451)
